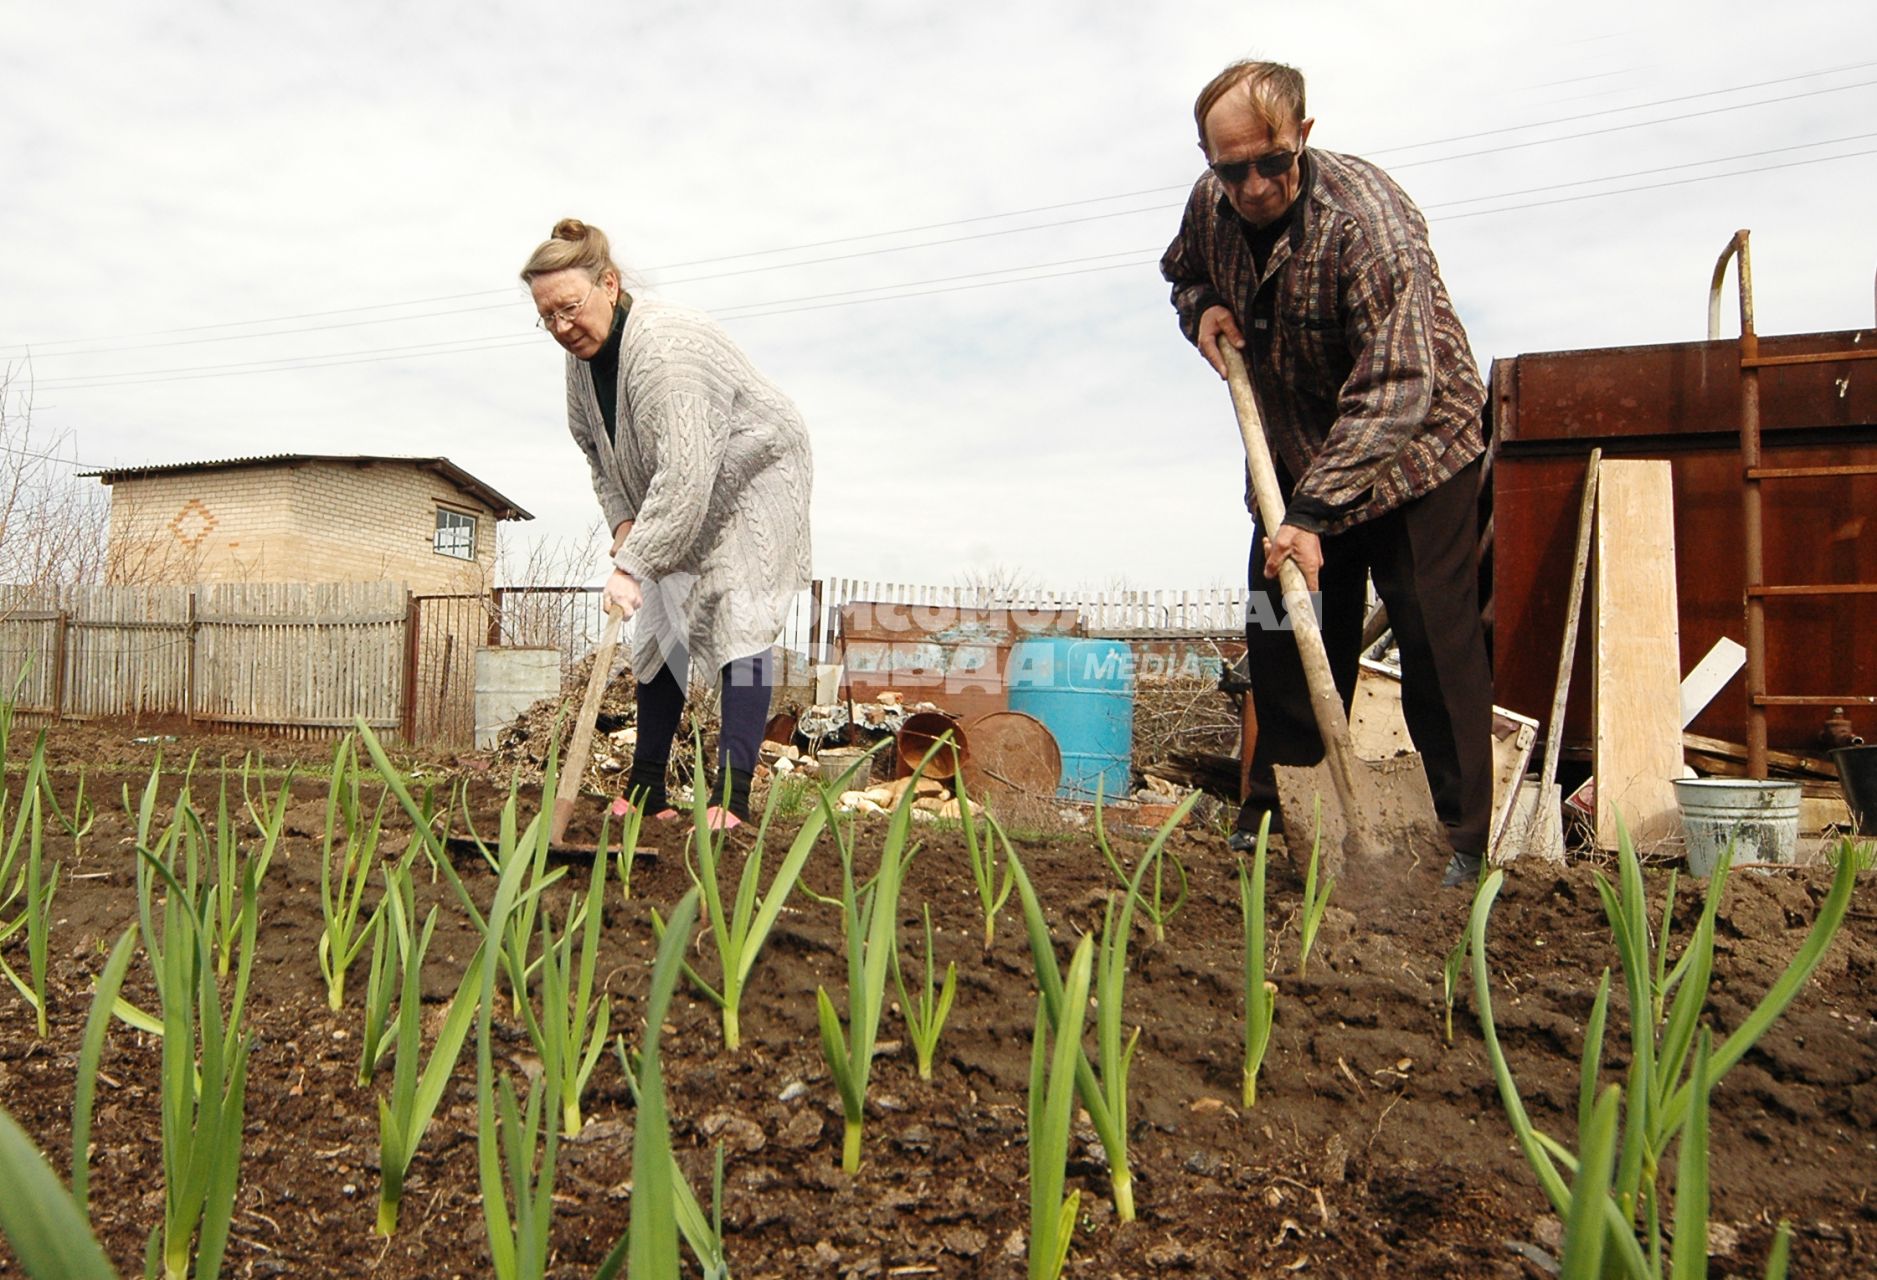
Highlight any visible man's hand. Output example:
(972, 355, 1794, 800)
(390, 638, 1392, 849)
(1197, 304, 1246, 379)
(1262, 524, 1323, 592)
(603, 568, 643, 620)
(610, 519, 634, 556)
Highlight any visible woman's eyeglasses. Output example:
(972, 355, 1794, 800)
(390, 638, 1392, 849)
(537, 281, 598, 331)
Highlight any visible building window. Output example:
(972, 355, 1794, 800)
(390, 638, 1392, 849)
(435, 508, 477, 560)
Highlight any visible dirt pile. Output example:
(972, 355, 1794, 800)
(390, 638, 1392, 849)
(5, 739, 1872, 1278)
(484, 651, 738, 803)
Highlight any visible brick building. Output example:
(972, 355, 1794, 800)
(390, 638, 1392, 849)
(85, 454, 532, 589)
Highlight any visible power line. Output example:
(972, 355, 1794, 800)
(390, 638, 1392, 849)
(645, 186, 1191, 271)
(2, 289, 516, 352)
(1367, 58, 1877, 154)
(30, 252, 1178, 389)
(717, 257, 1162, 321)
(1421, 130, 1877, 209)
(1435, 144, 1877, 220)
(29, 142, 1876, 392)
(37, 128, 1877, 393)
(708, 247, 1160, 313)
(31, 334, 542, 390)
(15, 301, 521, 360)
(0, 441, 109, 471)
(5, 61, 1870, 361)
(1390, 78, 1877, 171)
(653, 203, 1176, 287)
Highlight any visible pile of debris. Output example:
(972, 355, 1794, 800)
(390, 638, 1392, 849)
(836, 773, 963, 820)
(795, 691, 939, 750)
(757, 739, 824, 780)
(487, 653, 627, 790)
(486, 651, 722, 796)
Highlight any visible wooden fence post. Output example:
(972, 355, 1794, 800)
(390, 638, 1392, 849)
(184, 589, 199, 725)
(808, 578, 824, 662)
(400, 591, 419, 744)
(52, 610, 69, 720)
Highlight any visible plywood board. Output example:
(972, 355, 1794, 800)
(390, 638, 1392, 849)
(1593, 460, 1683, 849)
(1679, 637, 1746, 727)
(1348, 659, 1538, 857)
(1486, 711, 1539, 863)
(1348, 659, 1415, 759)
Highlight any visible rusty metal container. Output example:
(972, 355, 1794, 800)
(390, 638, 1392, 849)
(897, 710, 967, 780)
(1491, 326, 1877, 756)
(838, 601, 1079, 724)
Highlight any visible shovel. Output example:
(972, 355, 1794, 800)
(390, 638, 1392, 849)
(1220, 343, 1444, 868)
(1506, 448, 1601, 863)
(542, 605, 644, 857)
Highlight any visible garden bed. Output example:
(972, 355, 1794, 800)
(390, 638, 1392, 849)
(1, 727, 1873, 1278)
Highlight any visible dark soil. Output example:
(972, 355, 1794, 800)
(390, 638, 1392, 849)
(2, 726, 1874, 1278)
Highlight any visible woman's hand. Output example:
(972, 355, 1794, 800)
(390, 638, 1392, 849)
(603, 568, 642, 620)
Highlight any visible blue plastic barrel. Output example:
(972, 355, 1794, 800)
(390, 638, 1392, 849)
(1006, 637, 1134, 801)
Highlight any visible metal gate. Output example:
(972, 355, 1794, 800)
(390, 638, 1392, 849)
(407, 593, 489, 749)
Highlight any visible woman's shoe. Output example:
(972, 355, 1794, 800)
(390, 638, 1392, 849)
(610, 796, 678, 821)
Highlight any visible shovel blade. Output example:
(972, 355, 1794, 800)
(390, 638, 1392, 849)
(1503, 779, 1565, 864)
(1273, 753, 1446, 879)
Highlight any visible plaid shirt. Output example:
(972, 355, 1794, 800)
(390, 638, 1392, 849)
(1160, 148, 1486, 534)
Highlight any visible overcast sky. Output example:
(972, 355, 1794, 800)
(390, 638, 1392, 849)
(4, 1, 1873, 595)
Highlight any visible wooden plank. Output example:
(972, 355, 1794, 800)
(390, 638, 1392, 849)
(195, 712, 401, 730)
(1346, 659, 1539, 858)
(194, 610, 408, 626)
(1682, 732, 1838, 779)
(1593, 459, 1684, 849)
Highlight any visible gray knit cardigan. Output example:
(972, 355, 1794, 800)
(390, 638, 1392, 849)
(566, 298, 813, 684)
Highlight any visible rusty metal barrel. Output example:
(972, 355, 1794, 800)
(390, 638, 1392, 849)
(897, 710, 967, 780)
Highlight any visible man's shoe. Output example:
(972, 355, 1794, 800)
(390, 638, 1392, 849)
(1441, 850, 1485, 888)
(1226, 827, 1262, 853)
(1231, 795, 1276, 837)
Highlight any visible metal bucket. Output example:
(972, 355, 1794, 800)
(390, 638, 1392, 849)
(1831, 745, 1877, 835)
(1673, 778, 1802, 876)
(897, 711, 967, 780)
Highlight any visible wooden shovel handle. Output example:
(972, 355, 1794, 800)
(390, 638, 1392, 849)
(549, 606, 625, 846)
(1220, 343, 1376, 850)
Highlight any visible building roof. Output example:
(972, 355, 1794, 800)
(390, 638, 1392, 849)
(79, 453, 533, 521)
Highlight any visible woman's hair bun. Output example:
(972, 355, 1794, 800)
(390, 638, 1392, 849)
(520, 218, 620, 286)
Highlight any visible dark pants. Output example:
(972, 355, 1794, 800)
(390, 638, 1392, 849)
(632, 651, 774, 778)
(1242, 460, 1494, 854)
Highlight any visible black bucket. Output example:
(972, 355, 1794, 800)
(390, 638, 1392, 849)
(1832, 744, 1877, 835)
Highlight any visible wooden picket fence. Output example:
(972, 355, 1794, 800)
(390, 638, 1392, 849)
(0, 576, 1249, 748)
(807, 579, 1249, 659)
(0, 582, 412, 740)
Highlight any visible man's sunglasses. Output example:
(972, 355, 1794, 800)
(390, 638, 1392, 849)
(1210, 150, 1297, 185)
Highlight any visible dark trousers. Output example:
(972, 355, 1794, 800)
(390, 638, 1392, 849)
(632, 650, 774, 777)
(1243, 460, 1494, 854)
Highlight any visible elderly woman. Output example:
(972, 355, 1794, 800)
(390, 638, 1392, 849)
(521, 218, 812, 828)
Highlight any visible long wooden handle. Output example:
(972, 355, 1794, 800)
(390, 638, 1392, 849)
(1537, 447, 1602, 786)
(549, 607, 625, 845)
(1220, 344, 1373, 840)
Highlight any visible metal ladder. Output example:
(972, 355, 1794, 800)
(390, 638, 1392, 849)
(1709, 230, 1877, 777)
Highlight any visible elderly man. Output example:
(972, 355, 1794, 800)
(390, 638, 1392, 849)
(1160, 59, 1493, 887)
